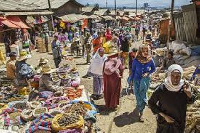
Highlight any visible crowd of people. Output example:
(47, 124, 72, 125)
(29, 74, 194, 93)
(4, 22, 199, 133)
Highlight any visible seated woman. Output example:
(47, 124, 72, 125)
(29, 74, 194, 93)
(39, 64, 62, 95)
(35, 58, 48, 74)
(191, 64, 200, 86)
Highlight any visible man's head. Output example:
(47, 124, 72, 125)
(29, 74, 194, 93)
(9, 52, 17, 60)
(168, 51, 174, 59)
(54, 35, 58, 40)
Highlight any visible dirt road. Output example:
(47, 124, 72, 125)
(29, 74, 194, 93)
(27, 41, 157, 133)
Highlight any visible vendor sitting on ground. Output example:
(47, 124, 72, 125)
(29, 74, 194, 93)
(35, 58, 48, 74)
(15, 50, 34, 87)
(39, 64, 62, 95)
(6, 52, 17, 80)
(191, 64, 200, 86)
(160, 51, 176, 71)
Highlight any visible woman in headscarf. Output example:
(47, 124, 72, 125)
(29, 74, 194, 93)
(130, 45, 156, 122)
(105, 28, 112, 42)
(89, 48, 107, 100)
(103, 53, 124, 110)
(148, 64, 195, 133)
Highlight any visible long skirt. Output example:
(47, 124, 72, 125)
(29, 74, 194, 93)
(93, 77, 103, 96)
(104, 72, 121, 109)
(133, 77, 150, 113)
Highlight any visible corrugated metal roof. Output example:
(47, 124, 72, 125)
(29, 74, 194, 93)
(21, 0, 83, 10)
(3, 11, 53, 15)
(94, 9, 109, 16)
(0, 0, 83, 11)
(0, 0, 39, 11)
(101, 16, 115, 21)
(82, 7, 95, 13)
(60, 14, 88, 23)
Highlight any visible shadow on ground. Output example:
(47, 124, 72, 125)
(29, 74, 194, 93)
(114, 108, 140, 127)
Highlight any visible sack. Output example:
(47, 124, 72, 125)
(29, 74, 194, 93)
(17, 63, 34, 79)
(52, 113, 84, 132)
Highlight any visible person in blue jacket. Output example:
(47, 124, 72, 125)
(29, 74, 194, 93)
(131, 44, 156, 122)
(191, 64, 200, 81)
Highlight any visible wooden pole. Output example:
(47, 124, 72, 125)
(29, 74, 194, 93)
(136, 0, 138, 16)
(48, 0, 55, 31)
(115, 0, 117, 16)
(106, 0, 108, 8)
(167, 0, 175, 49)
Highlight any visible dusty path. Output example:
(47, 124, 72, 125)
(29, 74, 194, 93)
(27, 40, 157, 133)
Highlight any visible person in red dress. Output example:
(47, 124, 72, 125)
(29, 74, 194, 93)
(103, 53, 124, 110)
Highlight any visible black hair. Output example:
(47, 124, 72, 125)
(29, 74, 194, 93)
(168, 51, 174, 56)
(132, 48, 138, 52)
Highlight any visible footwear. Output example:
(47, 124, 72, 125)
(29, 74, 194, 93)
(139, 112, 144, 122)
(82, 74, 89, 78)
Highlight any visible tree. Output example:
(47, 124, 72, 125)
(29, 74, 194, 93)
(94, 3, 99, 9)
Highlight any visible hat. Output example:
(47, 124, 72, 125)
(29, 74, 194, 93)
(17, 50, 28, 61)
(9, 52, 17, 57)
(41, 64, 52, 74)
(39, 58, 48, 64)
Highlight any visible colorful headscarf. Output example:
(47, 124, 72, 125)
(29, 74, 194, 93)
(136, 45, 152, 64)
(164, 64, 184, 92)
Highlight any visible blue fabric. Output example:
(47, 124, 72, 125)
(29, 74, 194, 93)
(191, 46, 200, 56)
(131, 59, 156, 81)
(191, 64, 200, 81)
(134, 77, 150, 113)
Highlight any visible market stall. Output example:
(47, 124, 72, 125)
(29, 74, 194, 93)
(0, 57, 97, 133)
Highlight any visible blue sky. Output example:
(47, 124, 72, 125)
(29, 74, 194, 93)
(77, 0, 191, 7)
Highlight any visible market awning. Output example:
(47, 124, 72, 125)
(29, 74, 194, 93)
(122, 16, 129, 21)
(60, 14, 88, 23)
(0, 16, 19, 28)
(6, 16, 29, 29)
(101, 16, 115, 21)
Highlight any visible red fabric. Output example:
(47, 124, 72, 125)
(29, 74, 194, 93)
(0, 17, 19, 28)
(105, 30, 112, 41)
(103, 61, 123, 109)
(92, 38, 101, 53)
(7, 16, 29, 29)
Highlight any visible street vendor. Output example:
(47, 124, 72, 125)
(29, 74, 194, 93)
(52, 35, 61, 68)
(39, 64, 62, 94)
(191, 64, 200, 86)
(161, 51, 176, 71)
(148, 64, 195, 133)
(6, 52, 17, 80)
(35, 58, 48, 74)
(15, 50, 34, 87)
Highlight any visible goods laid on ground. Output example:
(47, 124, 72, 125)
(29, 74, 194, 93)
(0, 57, 97, 133)
(186, 100, 200, 133)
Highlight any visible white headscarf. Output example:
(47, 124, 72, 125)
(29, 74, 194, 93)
(89, 48, 107, 76)
(164, 64, 184, 92)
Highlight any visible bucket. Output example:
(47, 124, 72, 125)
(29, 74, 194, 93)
(10, 44, 19, 56)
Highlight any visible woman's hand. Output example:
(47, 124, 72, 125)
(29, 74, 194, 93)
(183, 81, 192, 98)
(142, 73, 149, 77)
(159, 112, 174, 123)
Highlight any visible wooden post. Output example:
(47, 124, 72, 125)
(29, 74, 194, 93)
(167, 0, 175, 49)
(136, 0, 138, 16)
(48, 0, 54, 31)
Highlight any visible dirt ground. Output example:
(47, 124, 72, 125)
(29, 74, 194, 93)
(27, 41, 157, 133)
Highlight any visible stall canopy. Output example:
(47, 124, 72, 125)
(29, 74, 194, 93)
(0, 16, 19, 28)
(60, 14, 88, 23)
(7, 16, 29, 29)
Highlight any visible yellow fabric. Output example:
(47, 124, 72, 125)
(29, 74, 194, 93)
(0, 50, 5, 64)
(60, 21, 66, 29)
(103, 41, 112, 54)
(6, 59, 16, 79)
(52, 113, 84, 132)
